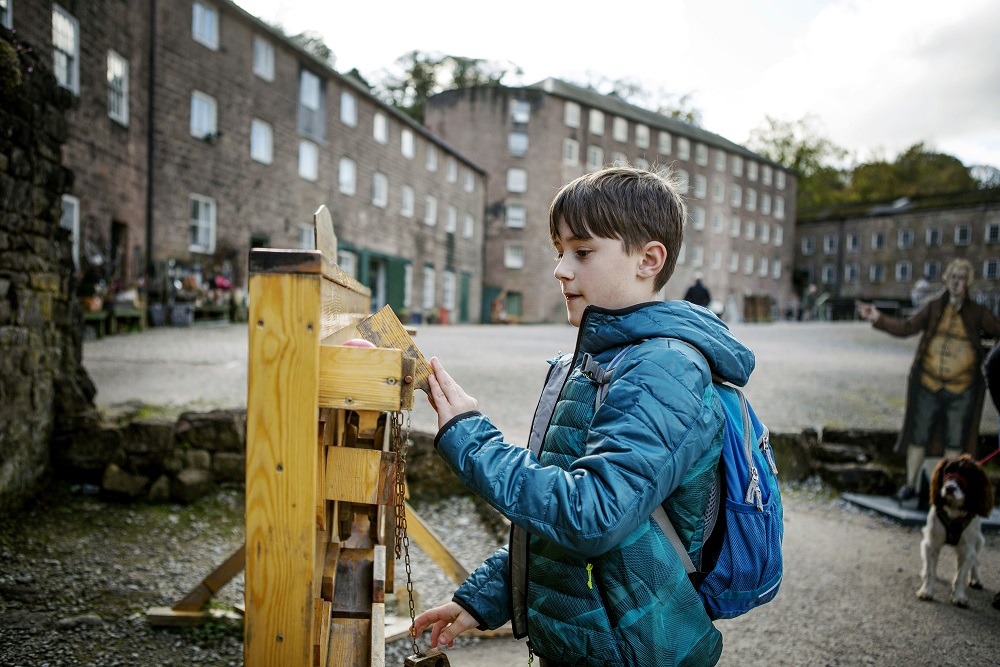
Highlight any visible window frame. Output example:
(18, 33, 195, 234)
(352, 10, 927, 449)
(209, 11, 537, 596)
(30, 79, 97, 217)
(189, 193, 217, 254)
(191, 1, 219, 50)
(60, 194, 80, 270)
(340, 91, 357, 127)
(106, 49, 129, 125)
(250, 118, 273, 164)
(253, 36, 275, 81)
(52, 4, 80, 94)
(190, 90, 218, 139)
(338, 157, 356, 195)
(371, 172, 388, 208)
(298, 140, 319, 181)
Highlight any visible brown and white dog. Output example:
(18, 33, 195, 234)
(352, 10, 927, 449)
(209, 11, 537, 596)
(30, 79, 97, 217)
(917, 455, 995, 607)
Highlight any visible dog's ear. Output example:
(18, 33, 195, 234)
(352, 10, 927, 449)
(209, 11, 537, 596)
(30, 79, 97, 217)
(972, 461, 995, 517)
(929, 457, 947, 508)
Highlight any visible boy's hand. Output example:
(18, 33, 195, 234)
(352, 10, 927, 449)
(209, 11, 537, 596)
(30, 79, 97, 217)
(411, 601, 478, 649)
(427, 357, 479, 429)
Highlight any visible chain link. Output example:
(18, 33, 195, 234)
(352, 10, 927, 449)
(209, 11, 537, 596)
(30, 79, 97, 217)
(392, 410, 421, 657)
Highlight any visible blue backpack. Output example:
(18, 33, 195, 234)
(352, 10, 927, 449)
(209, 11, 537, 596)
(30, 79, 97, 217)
(591, 340, 784, 620)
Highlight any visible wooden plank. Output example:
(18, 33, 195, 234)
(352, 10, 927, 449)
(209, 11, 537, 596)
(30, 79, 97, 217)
(321, 542, 342, 602)
(245, 271, 322, 667)
(356, 305, 432, 394)
(371, 545, 386, 667)
(325, 447, 397, 506)
(314, 205, 338, 265)
(331, 548, 374, 617)
(404, 502, 470, 586)
(313, 598, 332, 667)
(319, 277, 368, 344)
(170, 544, 246, 612)
(146, 606, 243, 628)
(328, 618, 370, 666)
(318, 345, 405, 412)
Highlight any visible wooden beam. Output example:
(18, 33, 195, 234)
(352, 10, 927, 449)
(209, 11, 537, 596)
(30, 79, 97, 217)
(168, 544, 246, 612)
(325, 447, 397, 506)
(356, 305, 432, 394)
(318, 345, 405, 412)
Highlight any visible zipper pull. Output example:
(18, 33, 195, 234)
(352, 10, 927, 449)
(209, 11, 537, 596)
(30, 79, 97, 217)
(586, 562, 594, 590)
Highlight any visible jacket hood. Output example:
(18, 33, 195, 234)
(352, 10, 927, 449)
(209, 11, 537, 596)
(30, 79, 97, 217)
(577, 300, 755, 386)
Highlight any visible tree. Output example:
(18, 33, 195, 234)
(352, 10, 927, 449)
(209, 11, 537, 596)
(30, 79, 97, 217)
(575, 72, 702, 126)
(290, 31, 336, 68)
(849, 143, 977, 201)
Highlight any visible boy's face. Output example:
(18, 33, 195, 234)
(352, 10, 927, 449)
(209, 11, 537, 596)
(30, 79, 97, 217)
(553, 218, 657, 327)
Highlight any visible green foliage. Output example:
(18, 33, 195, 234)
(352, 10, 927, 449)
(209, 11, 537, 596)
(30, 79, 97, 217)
(290, 31, 335, 68)
(575, 72, 703, 126)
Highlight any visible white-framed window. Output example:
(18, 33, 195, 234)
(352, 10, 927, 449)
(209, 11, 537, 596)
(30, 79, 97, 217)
(762, 165, 773, 186)
(690, 245, 704, 267)
(691, 206, 706, 230)
(743, 255, 755, 275)
(714, 150, 726, 172)
(442, 271, 457, 311)
(730, 185, 742, 208)
(745, 220, 756, 241)
(896, 229, 913, 249)
(338, 158, 356, 195)
(505, 244, 525, 269)
(422, 265, 436, 311)
(926, 227, 941, 246)
(823, 234, 837, 254)
(761, 193, 772, 215)
(731, 155, 744, 177)
(589, 109, 605, 135)
(59, 194, 80, 270)
(509, 132, 529, 157)
(250, 119, 273, 164)
(870, 263, 885, 283)
(373, 112, 388, 144)
(693, 175, 707, 199)
(730, 216, 741, 238)
(445, 205, 458, 233)
(400, 185, 414, 217)
(712, 212, 724, 234)
(371, 172, 388, 207)
(759, 257, 769, 278)
(564, 101, 580, 128)
(675, 169, 689, 194)
(926, 260, 941, 281)
(747, 161, 758, 181)
(658, 131, 671, 155)
(774, 196, 785, 220)
(106, 50, 129, 125)
(563, 138, 579, 165)
(190, 90, 217, 138)
(773, 224, 783, 246)
(955, 225, 971, 246)
(776, 171, 786, 189)
(464, 170, 475, 193)
(821, 264, 835, 284)
(895, 261, 912, 282)
(253, 36, 275, 81)
(189, 194, 216, 253)
(847, 232, 859, 252)
(507, 168, 527, 193)
(746, 189, 757, 211)
(587, 146, 604, 171)
(677, 137, 690, 160)
(986, 223, 1000, 244)
(871, 231, 885, 250)
(711, 250, 722, 269)
(845, 263, 860, 284)
(635, 124, 650, 149)
(511, 100, 531, 123)
(52, 5, 80, 94)
(298, 70, 324, 141)
(801, 237, 815, 255)
(463, 213, 474, 239)
(340, 91, 357, 126)
(612, 117, 628, 142)
(728, 252, 739, 273)
(0, 0, 11, 30)
(401, 129, 415, 159)
(506, 204, 526, 228)
(634, 157, 649, 170)
(423, 195, 437, 225)
(712, 180, 724, 203)
(760, 222, 770, 244)
(191, 2, 219, 50)
(447, 157, 458, 182)
(426, 144, 438, 171)
(771, 258, 783, 280)
(338, 250, 357, 278)
(298, 141, 318, 181)
(611, 151, 627, 165)
(985, 259, 1000, 280)
(298, 223, 315, 250)
(695, 143, 708, 166)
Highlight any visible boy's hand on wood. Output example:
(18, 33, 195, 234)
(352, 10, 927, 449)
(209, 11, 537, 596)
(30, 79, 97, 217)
(427, 357, 478, 429)
(411, 601, 478, 649)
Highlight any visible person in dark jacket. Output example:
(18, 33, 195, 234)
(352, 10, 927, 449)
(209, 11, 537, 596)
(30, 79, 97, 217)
(684, 274, 711, 307)
(411, 166, 756, 666)
(857, 259, 1000, 505)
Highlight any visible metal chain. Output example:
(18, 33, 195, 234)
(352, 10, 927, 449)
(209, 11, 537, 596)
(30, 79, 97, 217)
(392, 410, 421, 657)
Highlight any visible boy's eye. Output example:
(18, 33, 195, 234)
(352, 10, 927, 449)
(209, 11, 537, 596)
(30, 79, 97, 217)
(576, 249, 591, 258)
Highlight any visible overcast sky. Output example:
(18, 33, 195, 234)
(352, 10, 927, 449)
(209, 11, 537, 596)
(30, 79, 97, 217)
(234, 0, 1000, 171)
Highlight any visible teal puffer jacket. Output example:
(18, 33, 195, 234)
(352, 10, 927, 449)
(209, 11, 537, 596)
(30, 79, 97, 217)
(434, 301, 756, 666)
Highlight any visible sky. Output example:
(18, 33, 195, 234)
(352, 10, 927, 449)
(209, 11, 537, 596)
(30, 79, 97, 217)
(234, 0, 1000, 171)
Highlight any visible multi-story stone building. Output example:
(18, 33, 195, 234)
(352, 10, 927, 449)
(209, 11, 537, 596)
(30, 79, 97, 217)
(425, 78, 797, 324)
(796, 189, 1000, 318)
(11, 0, 486, 323)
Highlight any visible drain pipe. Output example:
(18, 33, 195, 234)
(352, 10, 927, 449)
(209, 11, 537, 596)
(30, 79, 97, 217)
(144, 0, 156, 295)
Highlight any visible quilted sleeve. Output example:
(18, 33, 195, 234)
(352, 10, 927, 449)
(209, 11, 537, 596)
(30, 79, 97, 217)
(451, 545, 511, 630)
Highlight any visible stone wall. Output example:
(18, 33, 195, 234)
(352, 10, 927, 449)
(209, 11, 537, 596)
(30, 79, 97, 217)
(0, 28, 100, 514)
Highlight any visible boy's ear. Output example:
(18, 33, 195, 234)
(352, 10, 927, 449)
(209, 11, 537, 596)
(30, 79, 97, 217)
(637, 241, 667, 279)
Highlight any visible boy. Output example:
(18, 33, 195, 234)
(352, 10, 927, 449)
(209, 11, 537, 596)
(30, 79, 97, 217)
(413, 166, 756, 666)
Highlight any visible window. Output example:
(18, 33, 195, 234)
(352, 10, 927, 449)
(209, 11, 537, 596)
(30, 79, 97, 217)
(760, 222, 770, 244)
(509, 132, 529, 157)
(445, 206, 458, 233)
(400, 185, 414, 217)
(870, 263, 885, 283)
(0, 0, 11, 29)
(712, 180, 724, 203)
(426, 144, 438, 171)
(871, 231, 885, 250)
(442, 271, 457, 311)
(635, 124, 650, 148)
(298, 70, 324, 141)
(422, 265, 436, 310)
(401, 129, 415, 158)
(746, 189, 757, 211)
(506, 168, 527, 193)
(771, 259, 783, 280)
(190, 91, 217, 138)
(774, 196, 785, 220)
(677, 137, 690, 160)
(506, 204, 526, 228)
(761, 193, 772, 215)
(773, 224, 783, 246)
(564, 101, 580, 128)
(563, 138, 579, 165)
(730, 185, 742, 208)
(60, 195, 79, 270)
(823, 234, 837, 254)
(985, 259, 1000, 280)
(690, 245, 704, 267)
(253, 37, 275, 81)
(373, 112, 388, 144)
(925, 261, 941, 280)
(511, 100, 530, 123)
(658, 131, 671, 155)
(896, 261, 912, 282)
(505, 244, 525, 269)
(730, 216, 741, 238)
(447, 157, 458, 182)
(743, 255, 754, 275)
(845, 263, 860, 284)
(611, 151, 626, 165)
(693, 175, 707, 199)
(464, 171, 475, 193)
(926, 227, 941, 246)
(955, 225, 971, 246)
(898, 229, 914, 249)
(298, 223, 315, 250)
(776, 171, 786, 190)
(695, 143, 708, 166)
(711, 250, 722, 269)
(423, 195, 437, 225)
(298, 141, 318, 181)
(634, 157, 649, 170)
(338, 158, 356, 195)
(250, 119, 273, 164)
(759, 257, 770, 278)
(191, 2, 218, 50)
(747, 161, 758, 181)
(587, 146, 604, 171)
(745, 220, 756, 241)
(821, 264, 835, 285)
(762, 165, 773, 186)
(675, 169, 689, 194)
(107, 50, 129, 125)
(189, 194, 216, 253)
(847, 233, 859, 252)
(338, 250, 357, 278)
(986, 223, 1000, 244)
(612, 117, 628, 142)
(589, 109, 605, 135)
(712, 212, 724, 234)
(463, 213, 474, 238)
(340, 91, 357, 126)
(714, 150, 726, 172)
(728, 252, 739, 273)
(691, 207, 705, 230)
(731, 155, 744, 177)
(801, 237, 815, 256)
(371, 172, 388, 207)
(52, 5, 80, 93)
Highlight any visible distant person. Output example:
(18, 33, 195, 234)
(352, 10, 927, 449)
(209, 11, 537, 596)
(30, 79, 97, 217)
(857, 259, 1000, 506)
(911, 276, 933, 310)
(683, 274, 711, 307)
(799, 283, 819, 321)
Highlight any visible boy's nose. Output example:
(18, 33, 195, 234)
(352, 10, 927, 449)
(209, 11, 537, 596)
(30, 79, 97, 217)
(553, 260, 571, 281)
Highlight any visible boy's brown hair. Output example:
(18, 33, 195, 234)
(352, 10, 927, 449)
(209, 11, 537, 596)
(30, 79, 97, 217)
(548, 165, 686, 291)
